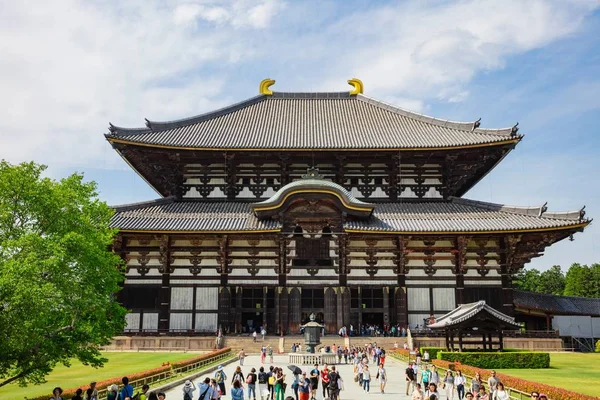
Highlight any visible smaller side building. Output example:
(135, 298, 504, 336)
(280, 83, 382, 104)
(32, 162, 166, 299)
(514, 290, 600, 350)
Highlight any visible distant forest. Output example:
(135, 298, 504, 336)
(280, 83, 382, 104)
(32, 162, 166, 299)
(514, 263, 600, 298)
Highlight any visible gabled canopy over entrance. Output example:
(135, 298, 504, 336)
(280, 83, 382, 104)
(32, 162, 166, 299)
(250, 169, 375, 220)
(429, 301, 521, 351)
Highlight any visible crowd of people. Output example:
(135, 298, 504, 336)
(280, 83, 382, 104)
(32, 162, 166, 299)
(405, 349, 550, 400)
(48, 377, 164, 400)
(48, 343, 550, 400)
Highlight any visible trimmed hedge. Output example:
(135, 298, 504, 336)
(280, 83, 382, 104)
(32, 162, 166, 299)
(437, 351, 550, 369)
(420, 347, 443, 360)
(433, 359, 597, 400)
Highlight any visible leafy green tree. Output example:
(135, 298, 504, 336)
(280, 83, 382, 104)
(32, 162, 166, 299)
(537, 265, 565, 295)
(591, 263, 600, 298)
(514, 268, 541, 292)
(0, 161, 126, 388)
(564, 263, 594, 297)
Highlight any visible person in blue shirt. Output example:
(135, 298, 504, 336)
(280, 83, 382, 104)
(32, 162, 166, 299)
(120, 377, 134, 400)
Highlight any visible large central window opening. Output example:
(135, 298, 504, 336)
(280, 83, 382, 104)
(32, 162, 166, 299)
(292, 226, 333, 267)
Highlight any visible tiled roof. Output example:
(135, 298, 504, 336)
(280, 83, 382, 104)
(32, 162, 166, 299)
(106, 92, 521, 150)
(513, 290, 600, 317)
(429, 301, 521, 329)
(110, 197, 587, 233)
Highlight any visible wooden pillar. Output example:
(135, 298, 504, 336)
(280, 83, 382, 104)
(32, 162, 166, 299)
(336, 288, 344, 333)
(357, 287, 363, 332)
(383, 286, 390, 327)
(449, 331, 455, 351)
(501, 237, 515, 316)
(455, 236, 467, 306)
(499, 330, 504, 351)
(488, 333, 494, 351)
(458, 329, 464, 352)
(263, 287, 268, 329)
(235, 286, 242, 333)
(278, 287, 289, 335)
(482, 333, 487, 350)
(445, 331, 450, 351)
(324, 287, 337, 334)
(395, 282, 408, 328)
(218, 287, 232, 334)
(158, 235, 172, 334)
(289, 287, 301, 334)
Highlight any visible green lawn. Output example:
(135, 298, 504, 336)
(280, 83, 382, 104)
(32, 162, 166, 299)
(497, 352, 600, 397)
(0, 352, 195, 400)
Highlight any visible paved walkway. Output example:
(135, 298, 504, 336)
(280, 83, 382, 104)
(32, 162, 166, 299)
(163, 355, 434, 400)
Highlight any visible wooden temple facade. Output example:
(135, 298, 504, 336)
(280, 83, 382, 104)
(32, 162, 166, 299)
(106, 79, 590, 335)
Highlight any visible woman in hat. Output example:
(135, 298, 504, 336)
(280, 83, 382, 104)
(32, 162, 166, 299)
(183, 379, 196, 400)
(50, 387, 64, 400)
(107, 385, 119, 400)
(215, 365, 228, 396)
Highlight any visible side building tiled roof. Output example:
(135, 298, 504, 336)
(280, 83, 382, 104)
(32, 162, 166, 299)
(105, 92, 521, 150)
(110, 197, 587, 233)
(513, 290, 600, 317)
(429, 301, 521, 329)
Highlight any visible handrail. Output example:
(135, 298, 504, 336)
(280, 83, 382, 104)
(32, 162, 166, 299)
(388, 352, 532, 400)
(95, 350, 233, 400)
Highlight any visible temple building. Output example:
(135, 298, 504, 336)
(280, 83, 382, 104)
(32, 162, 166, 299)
(106, 79, 590, 336)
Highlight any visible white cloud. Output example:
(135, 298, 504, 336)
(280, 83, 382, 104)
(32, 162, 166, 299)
(0, 0, 597, 169)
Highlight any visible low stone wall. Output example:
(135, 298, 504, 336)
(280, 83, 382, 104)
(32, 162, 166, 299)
(104, 336, 217, 351)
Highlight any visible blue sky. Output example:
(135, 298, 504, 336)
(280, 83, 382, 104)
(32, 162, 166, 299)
(1, 0, 599, 271)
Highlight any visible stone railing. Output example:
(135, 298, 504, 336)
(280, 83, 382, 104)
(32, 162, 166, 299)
(288, 353, 338, 365)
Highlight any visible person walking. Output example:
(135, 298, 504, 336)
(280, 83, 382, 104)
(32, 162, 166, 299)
(376, 362, 387, 394)
(362, 365, 371, 393)
(183, 380, 196, 400)
(232, 366, 245, 387)
(486, 371, 500, 394)
(247, 368, 258, 400)
(210, 379, 221, 400)
(253, 331, 258, 342)
(291, 372, 300, 400)
(320, 364, 330, 400)
(476, 387, 489, 400)
(421, 365, 431, 391)
(298, 372, 311, 400)
(425, 383, 440, 399)
(198, 378, 214, 400)
(326, 366, 341, 400)
(239, 349, 246, 366)
(106, 385, 119, 400)
(258, 367, 269, 400)
(72, 389, 84, 400)
(309, 364, 319, 400)
(274, 368, 286, 400)
(121, 377, 134, 400)
(491, 383, 509, 400)
(405, 362, 416, 395)
(455, 371, 466, 400)
(470, 373, 482, 395)
(215, 365, 228, 397)
(84, 382, 98, 400)
(443, 370, 455, 400)
(430, 366, 439, 388)
(232, 381, 245, 400)
(411, 383, 424, 400)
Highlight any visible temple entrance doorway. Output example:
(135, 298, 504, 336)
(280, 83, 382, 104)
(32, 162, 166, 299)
(362, 312, 384, 328)
(241, 312, 264, 334)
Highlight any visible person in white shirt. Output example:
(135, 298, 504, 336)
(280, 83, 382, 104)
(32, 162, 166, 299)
(492, 383, 510, 400)
(455, 371, 466, 400)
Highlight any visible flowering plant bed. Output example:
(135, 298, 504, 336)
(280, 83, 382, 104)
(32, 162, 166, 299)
(26, 348, 231, 400)
(432, 359, 597, 400)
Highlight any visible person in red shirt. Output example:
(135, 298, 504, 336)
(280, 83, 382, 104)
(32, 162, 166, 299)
(320, 364, 330, 400)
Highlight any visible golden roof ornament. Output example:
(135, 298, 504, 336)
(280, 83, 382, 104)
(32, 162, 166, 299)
(259, 78, 275, 95)
(347, 78, 364, 95)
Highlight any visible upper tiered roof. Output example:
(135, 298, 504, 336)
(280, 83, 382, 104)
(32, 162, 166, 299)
(106, 79, 522, 151)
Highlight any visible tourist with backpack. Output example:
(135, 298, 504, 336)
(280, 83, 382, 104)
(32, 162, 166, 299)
(183, 380, 196, 400)
(376, 362, 387, 394)
(215, 365, 228, 396)
(258, 367, 269, 400)
(327, 366, 341, 400)
(231, 381, 245, 400)
(247, 368, 258, 400)
(198, 378, 214, 400)
(121, 377, 134, 400)
(232, 366, 245, 388)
